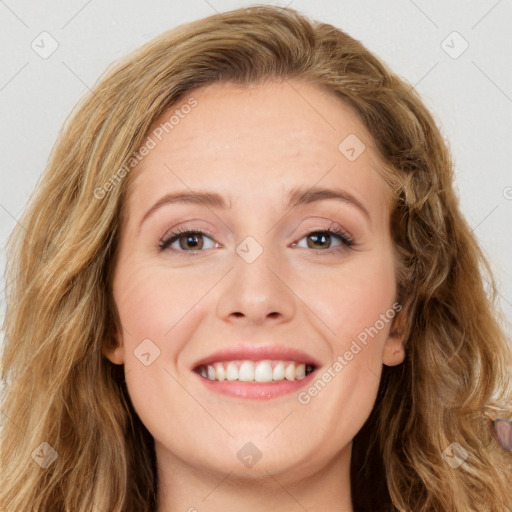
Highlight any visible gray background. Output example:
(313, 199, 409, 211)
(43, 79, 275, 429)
(1, 0, 511, 349)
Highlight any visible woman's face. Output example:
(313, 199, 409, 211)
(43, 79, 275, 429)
(105, 79, 405, 482)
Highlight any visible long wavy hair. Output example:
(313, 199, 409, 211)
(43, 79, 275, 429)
(1, 5, 511, 511)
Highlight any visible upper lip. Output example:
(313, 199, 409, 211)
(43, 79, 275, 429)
(192, 344, 322, 370)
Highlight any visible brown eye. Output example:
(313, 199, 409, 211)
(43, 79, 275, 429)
(159, 230, 216, 252)
(178, 233, 204, 250)
(294, 230, 353, 251)
(307, 232, 333, 250)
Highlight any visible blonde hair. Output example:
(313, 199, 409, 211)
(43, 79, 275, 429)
(1, 5, 511, 511)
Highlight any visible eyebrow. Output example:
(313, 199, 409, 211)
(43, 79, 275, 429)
(139, 186, 370, 229)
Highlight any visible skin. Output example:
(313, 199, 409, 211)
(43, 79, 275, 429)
(103, 79, 406, 512)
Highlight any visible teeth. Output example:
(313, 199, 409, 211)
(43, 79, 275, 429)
(254, 361, 273, 382)
(239, 361, 255, 382)
(273, 361, 285, 381)
(214, 362, 225, 381)
(284, 363, 295, 381)
(200, 360, 312, 382)
(226, 362, 238, 381)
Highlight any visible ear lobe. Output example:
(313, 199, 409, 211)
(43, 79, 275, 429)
(382, 300, 410, 367)
(102, 345, 125, 365)
(102, 323, 125, 365)
(382, 337, 405, 366)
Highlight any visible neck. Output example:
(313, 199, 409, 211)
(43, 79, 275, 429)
(155, 442, 354, 512)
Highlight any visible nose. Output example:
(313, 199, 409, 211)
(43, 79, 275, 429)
(215, 246, 296, 326)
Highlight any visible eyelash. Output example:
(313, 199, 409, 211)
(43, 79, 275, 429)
(158, 225, 354, 256)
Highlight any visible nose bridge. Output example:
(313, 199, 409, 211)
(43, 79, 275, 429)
(216, 235, 295, 324)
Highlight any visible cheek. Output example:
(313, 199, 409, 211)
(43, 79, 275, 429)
(112, 253, 231, 400)
(294, 248, 396, 409)
(112, 258, 213, 450)
(299, 249, 396, 348)
(113, 256, 212, 343)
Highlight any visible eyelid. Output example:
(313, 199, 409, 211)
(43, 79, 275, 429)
(300, 230, 352, 246)
(160, 221, 218, 242)
(295, 220, 354, 244)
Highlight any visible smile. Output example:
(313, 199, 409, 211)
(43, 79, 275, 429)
(196, 360, 316, 382)
(191, 344, 321, 399)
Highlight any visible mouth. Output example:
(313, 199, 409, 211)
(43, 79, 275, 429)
(191, 345, 320, 400)
(194, 360, 316, 382)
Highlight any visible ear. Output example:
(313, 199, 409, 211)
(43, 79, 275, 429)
(102, 322, 125, 365)
(103, 345, 125, 365)
(382, 301, 409, 367)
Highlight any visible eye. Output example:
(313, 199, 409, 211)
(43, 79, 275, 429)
(293, 229, 353, 252)
(158, 227, 354, 255)
(159, 229, 218, 252)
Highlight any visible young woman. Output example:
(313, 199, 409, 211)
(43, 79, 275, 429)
(1, 5, 511, 512)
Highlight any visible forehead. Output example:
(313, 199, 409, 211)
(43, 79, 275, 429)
(123, 79, 392, 227)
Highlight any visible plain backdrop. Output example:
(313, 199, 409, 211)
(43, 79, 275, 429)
(1, 0, 511, 349)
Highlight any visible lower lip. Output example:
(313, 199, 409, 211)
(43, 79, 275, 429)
(194, 371, 317, 400)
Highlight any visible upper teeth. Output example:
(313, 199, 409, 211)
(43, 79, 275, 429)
(198, 360, 312, 382)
